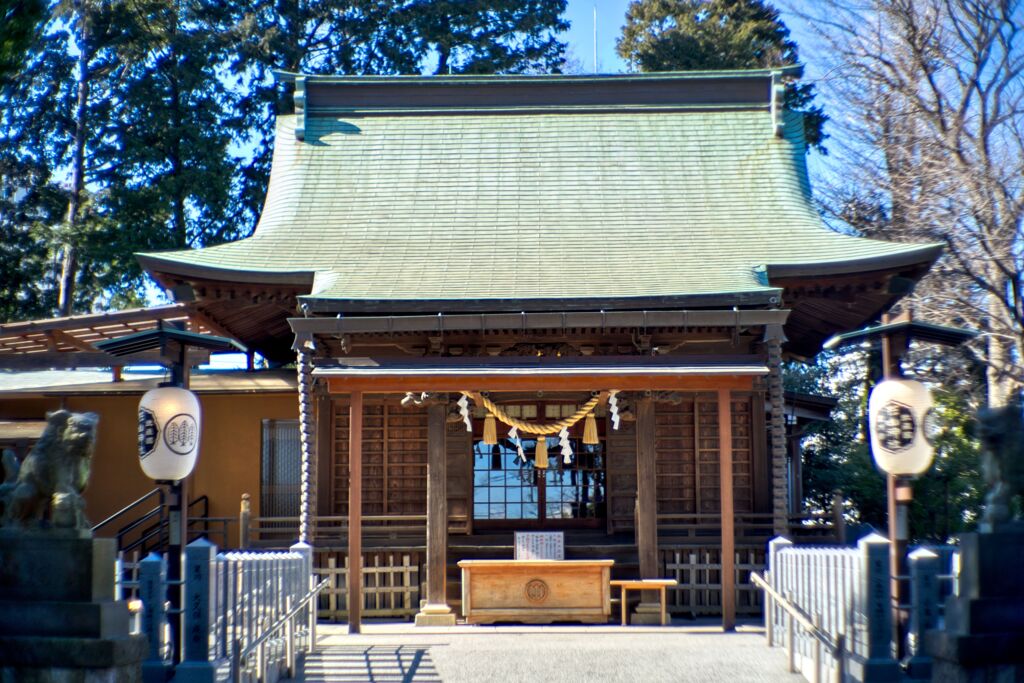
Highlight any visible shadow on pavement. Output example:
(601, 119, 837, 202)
(302, 643, 446, 682)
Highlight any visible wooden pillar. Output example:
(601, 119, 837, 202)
(718, 388, 736, 631)
(416, 401, 456, 626)
(296, 350, 316, 543)
(347, 391, 363, 633)
(767, 335, 789, 536)
(632, 397, 662, 624)
(636, 398, 658, 578)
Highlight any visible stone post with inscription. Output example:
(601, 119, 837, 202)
(849, 533, 901, 683)
(175, 538, 218, 682)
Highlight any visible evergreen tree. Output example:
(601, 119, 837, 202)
(93, 0, 239, 284)
(0, 0, 46, 85)
(0, 0, 571, 316)
(0, 0, 130, 316)
(787, 353, 985, 543)
(616, 0, 826, 151)
(0, 156, 62, 321)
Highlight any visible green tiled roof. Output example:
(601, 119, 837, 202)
(139, 77, 938, 309)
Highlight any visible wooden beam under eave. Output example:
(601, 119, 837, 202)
(718, 388, 736, 631)
(0, 303, 191, 336)
(183, 306, 242, 343)
(325, 374, 757, 394)
(0, 351, 165, 369)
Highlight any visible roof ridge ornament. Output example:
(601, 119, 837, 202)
(770, 72, 786, 138)
(294, 76, 307, 141)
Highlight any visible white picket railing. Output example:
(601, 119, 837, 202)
(213, 547, 312, 681)
(137, 539, 323, 683)
(756, 535, 959, 683)
(759, 534, 899, 683)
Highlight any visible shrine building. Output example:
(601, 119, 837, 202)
(0, 69, 940, 628)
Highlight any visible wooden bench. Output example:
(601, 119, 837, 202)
(610, 579, 679, 626)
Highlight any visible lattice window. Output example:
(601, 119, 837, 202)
(731, 397, 754, 514)
(260, 419, 301, 518)
(654, 393, 756, 516)
(332, 401, 428, 518)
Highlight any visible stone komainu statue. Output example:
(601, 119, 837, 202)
(0, 410, 98, 531)
(975, 398, 1024, 531)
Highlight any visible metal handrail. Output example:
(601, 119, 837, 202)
(122, 495, 217, 555)
(239, 579, 329, 659)
(119, 507, 169, 555)
(188, 494, 210, 518)
(751, 571, 846, 683)
(231, 578, 330, 683)
(92, 488, 164, 534)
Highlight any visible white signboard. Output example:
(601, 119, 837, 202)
(515, 531, 565, 560)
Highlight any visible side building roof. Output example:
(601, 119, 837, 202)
(138, 71, 939, 357)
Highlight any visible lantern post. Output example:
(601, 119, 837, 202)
(869, 368, 935, 659)
(824, 312, 976, 661)
(139, 378, 200, 664)
(96, 322, 244, 665)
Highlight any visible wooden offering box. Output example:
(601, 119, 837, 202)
(458, 559, 613, 625)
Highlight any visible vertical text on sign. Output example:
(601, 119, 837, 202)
(514, 532, 565, 560)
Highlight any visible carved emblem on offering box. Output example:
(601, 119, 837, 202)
(524, 579, 549, 603)
(514, 531, 565, 560)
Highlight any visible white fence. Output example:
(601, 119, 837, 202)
(137, 539, 325, 683)
(755, 535, 957, 683)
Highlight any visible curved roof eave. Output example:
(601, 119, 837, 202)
(137, 253, 316, 287)
(762, 243, 943, 281)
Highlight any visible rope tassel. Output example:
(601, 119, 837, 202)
(535, 436, 549, 469)
(583, 412, 599, 445)
(483, 413, 498, 445)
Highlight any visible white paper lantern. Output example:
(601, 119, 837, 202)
(868, 379, 936, 476)
(138, 386, 201, 481)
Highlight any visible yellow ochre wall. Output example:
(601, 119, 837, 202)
(0, 392, 298, 531)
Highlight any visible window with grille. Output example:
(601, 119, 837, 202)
(260, 419, 301, 518)
(471, 402, 606, 526)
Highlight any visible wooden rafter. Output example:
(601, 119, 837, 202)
(46, 329, 97, 352)
(0, 303, 236, 361)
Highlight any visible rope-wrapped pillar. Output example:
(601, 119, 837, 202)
(295, 344, 317, 544)
(766, 326, 789, 536)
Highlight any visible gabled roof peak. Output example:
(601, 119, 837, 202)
(279, 67, 803, 131)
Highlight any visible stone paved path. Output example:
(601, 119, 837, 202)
(290, 621, 802, 682)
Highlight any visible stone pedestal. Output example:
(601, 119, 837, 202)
(630, 601, 663, 625)
(414, 603, 457, 627)
(0, 532, 147, 682)
(925, 531, 1024, 682)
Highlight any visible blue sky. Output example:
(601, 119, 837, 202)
(563, 1, 631, 73)
(561, 1, 816, 75)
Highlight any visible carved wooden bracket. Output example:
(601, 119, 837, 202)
(644, 390, 684, 405)
(400, 391, 449, 408)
